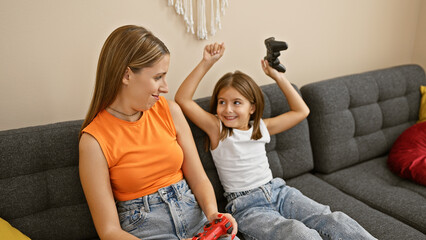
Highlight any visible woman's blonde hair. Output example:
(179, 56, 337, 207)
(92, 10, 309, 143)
(207, 71, 264, 149)
(79, 25, 169, 138)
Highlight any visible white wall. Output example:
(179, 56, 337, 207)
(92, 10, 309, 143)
(0, 0, 424, 130)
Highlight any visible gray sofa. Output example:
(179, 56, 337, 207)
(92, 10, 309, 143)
(0, 64, 425, 239)
(300, 64, 426, 237)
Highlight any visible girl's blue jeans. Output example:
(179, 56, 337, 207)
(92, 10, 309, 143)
(116, 179, 238, 240)
(224, 178, 377, 240)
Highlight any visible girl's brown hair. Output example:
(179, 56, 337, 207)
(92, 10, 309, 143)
(79, 25, 169, 139)
(207, 71, 264, 148)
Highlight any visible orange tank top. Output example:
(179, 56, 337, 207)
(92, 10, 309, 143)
(82, 97, 184, 201)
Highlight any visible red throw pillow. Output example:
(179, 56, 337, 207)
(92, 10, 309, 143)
(388, 121, 426, 186)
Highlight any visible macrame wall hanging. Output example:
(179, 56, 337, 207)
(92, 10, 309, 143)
(168, 0, 229, 40)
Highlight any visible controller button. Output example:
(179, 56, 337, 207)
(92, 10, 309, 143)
(225, 222, 231, 228)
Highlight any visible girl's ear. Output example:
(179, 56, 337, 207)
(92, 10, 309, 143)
(250, 104, 256, 115)
(122, 67, 131, 85)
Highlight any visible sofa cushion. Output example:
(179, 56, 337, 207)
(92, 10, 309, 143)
(0, 120, 98, 240)
(190, 83, 314, 211)
(301, 64, 426, 173)
(317, 156, 426, 233)
(388, 121, 426, 185)
(286, 173, 426, 240)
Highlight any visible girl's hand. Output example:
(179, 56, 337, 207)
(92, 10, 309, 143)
(203, 42, 225, 64)
(261, 59, 283, 82)
(207, 212, 238, 239)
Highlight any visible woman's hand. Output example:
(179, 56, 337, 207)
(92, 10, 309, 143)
(203, 42, 225, 64)
(207, 212, 238, 239)
(261, 59, 283, 82)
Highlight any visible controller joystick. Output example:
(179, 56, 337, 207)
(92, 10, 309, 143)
(264, 37, 288, 73)
(192, 215, 233, 240)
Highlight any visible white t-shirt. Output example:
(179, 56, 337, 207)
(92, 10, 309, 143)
(210, 119, 273, 193)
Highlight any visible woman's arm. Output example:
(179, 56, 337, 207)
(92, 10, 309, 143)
(79, 133, 140, 240)
(261, 59, 310, 136)
(175, 43, 225, 142)
(168, 100, 238, 237)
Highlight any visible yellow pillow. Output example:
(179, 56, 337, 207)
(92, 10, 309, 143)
(0, 218, 31, 240)
(419, 86, 426, 123)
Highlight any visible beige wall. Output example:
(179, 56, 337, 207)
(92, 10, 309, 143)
(0, 0, 425, 130)
(414, 0, 426, 70)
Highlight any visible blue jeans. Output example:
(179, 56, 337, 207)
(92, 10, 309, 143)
(225, 178, 376, 240)
(116, 179, 238, 240)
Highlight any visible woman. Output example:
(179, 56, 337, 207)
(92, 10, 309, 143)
(79, 25, 238, 240)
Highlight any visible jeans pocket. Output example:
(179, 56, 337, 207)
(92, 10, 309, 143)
(182, 188, 199, 205)
(225, 200, 237, 215)
(260, 186, 272, 202)
(118, 208, 147, 232)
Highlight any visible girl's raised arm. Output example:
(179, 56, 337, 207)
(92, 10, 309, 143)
(175, 43, 225, 140)
(261, 59, 310, 136)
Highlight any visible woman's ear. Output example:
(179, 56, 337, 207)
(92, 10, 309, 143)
(122, 67, 131, 85)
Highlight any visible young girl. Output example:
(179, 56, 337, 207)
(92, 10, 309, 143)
(175, 43, 376, 240)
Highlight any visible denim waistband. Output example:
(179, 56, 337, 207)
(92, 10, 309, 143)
(224, 179, 273, 202)
(116, 179, 188, 213)
(224, 189, 255, 202)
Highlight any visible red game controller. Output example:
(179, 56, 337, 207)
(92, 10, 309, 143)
(192, 215, 233, 240)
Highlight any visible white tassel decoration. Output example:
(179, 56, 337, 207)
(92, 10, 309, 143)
(175, 0, 183, 15)
(188, 0, 195, 34)
(197, 0, 208, 39)
(221, 0, 228, 15)
(216, 0, 221, 29)
(183, 0, 189, 23)
(183, 0, 195, 34)
(168, 0, 228, 40)
(210, 0, 216, 36)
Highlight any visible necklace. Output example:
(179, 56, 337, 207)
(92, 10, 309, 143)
(107, 107, 140, 117)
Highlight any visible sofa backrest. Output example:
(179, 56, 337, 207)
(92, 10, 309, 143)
(300, 64, 426, 174)
(190, 83, 313, 211)
(0, 120, 98, 240)
(0, 83, 313, 237)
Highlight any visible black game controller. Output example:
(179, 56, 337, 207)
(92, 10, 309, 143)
(264, 37, 288, 73)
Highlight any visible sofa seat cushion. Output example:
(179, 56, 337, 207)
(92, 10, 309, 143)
(317, 156, 426, 233)
(6, 204, 95, 240)
(388, 121, 426, 185)
(286, 173, 425, 240)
